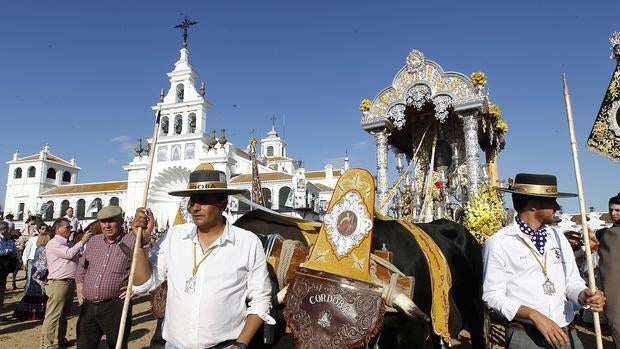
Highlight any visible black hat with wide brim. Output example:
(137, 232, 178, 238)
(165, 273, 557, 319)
(168, 163, 245, 197)
(498, 173, 577, 198)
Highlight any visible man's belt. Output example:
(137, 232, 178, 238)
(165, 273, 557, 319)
(48, 278, 75, 282)
(83, 298, 122, 304)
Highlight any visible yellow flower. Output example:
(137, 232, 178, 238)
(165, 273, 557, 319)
(463, 186, 505, 244)
(470, 71, 487, 88)
(496, 118, 509, 133)
(488, 104, 501, 119)
(359, 99, 372, 112)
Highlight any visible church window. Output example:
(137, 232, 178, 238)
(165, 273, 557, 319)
(18, 203, 25, 221)
(13, 168, 22, 179)
(267, 146, 274, 157)
(262, 188, 272, 209)
(27, 166, 36, 178)
(188, 113, 196, 133)
(176, 83, 184, 103)
(47, 168, 56, 180)
(43, 201, 54, 220)
(109, 197, 119, 206)
(62, 171, 71, 183)
(161, 116, 169, 135)
(61, 200, 70, 216)
(76, 199, 86, 219)
(174, 115, 182, 134)
(90, 198, 103, 217)
(279, 187, 293, 209)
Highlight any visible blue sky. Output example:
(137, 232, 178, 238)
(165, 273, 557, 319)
(0, 1, 619, 214)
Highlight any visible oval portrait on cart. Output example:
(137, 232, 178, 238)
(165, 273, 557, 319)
(336, 211, 358, 237)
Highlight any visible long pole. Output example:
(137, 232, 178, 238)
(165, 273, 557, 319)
(562, 74, 603, 349)
(116, 92, 164, 348)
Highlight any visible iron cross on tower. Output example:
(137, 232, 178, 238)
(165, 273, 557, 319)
(174, 16, 198, 48)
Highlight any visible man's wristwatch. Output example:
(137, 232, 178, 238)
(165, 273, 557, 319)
(232, 341, 248, 349)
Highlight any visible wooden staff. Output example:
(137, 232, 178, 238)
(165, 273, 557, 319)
(116, 91, 164, 349)
(562, 74, 603, 349)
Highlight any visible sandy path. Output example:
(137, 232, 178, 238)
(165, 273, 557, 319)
(0, 271, 156, 349)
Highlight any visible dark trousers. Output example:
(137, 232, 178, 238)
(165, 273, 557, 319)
(505, 322, 583, 349)
(76, 298, 132, 349)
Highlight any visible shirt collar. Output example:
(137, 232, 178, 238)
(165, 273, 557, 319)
(505, 216, 548, 236)
(515, 215, 548, 236)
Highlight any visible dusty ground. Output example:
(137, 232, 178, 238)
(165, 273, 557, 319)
(0, 270, 615, 348)
(0, 271, 156, 349)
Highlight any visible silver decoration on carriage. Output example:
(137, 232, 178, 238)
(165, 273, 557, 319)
(360, 49, 507, 222)
(324, 191, 374, 257)
(406, 84, 432, 110)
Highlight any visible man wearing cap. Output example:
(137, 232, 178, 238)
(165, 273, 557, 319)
(483, 173, 606, 349)
(598, 192, 620, 348)
(42, 218, 92, 349)
(75, 205, 134, 349)
(132, 163, 274, 349)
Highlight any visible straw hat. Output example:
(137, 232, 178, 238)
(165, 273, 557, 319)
(169, 163, 245, 197)
(499, 173, 576, 198)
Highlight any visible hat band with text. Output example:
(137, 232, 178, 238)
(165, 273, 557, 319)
(510, 184, 558, 195)
(187, 181, 227, 189)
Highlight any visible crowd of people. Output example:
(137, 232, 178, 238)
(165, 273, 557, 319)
(0, 168, 617, 349)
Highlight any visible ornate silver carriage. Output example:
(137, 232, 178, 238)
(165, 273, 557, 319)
(360, 49, 508, 224)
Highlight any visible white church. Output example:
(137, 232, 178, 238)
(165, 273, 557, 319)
(3, 34, 347, 230)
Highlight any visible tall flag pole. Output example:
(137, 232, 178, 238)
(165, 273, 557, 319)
(116, 90, 165, 348)
(563, 74, 604, 349)
(249, 130, 265, 207)
(586, 32, 620, 162)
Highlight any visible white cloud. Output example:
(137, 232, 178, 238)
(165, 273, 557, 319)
(111, 135, 135, 155)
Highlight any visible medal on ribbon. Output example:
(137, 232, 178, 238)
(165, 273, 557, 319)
(185, 243, 217, 295)
(542, 278, 556, 296)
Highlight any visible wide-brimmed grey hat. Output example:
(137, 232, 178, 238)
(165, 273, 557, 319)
(499, 173, 577, 198)
(169, 163, 245, 197)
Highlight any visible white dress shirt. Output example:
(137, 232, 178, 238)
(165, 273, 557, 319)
(22, 233, 39, 265)
(64, 215, 80, 232)
(483, 220, 586, 327)
(133, 220, 274, 349)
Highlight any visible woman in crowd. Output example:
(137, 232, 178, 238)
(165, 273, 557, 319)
(13, 226, 50, 320)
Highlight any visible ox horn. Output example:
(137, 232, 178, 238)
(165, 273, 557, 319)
(276, 285, 288, 305)
(391, 292, 430, 322)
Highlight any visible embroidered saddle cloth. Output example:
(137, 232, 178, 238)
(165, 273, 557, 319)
(285, 169, 384, 348)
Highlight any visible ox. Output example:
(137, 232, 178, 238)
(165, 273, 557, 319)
(234, 210, 485, 349)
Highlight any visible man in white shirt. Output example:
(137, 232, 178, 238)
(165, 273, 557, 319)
(132, 163, 274, 349)
(483, 173, 606, 349)
(63, 207, 80, 238)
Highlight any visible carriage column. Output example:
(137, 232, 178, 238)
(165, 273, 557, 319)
(371, 128, 391, 214)
(459, 110, 480, 199)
